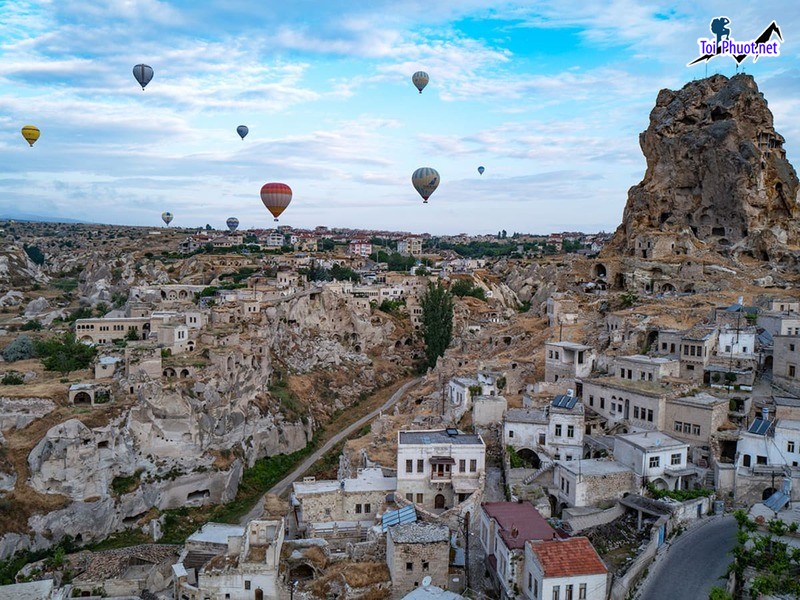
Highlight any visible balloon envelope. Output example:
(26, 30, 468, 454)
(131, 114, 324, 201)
(478, 166, 485, 175)
(260, 183, 292, 221)
(161, 211, 173, 226)
(226, 217, 240, 232)
(411, 167, 440, 203)
(21, 125, 40, 147)
(133, 64, 154, 90)
(412, 71, 429, 93)
(236, 125, 249, 140)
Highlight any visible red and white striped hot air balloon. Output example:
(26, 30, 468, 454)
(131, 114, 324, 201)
(260, 182, 292, 222)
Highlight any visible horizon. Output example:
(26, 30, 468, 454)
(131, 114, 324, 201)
(1, 2, 798, 234)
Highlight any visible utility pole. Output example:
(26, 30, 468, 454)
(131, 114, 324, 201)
(463, 515, 471, 591)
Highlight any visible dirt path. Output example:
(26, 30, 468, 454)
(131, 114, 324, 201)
(239, 376, 422, 524)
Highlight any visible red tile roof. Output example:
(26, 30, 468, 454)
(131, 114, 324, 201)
(481, 502, 557, 549)
(528, 537, 608, 578)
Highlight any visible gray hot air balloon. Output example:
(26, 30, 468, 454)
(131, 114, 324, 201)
(236, 125, 249, 140)
(411, 167, 439, 203)
(133, 64, 154, 90)
(226, 217, 240, 232)
(161, 211, 174, 226)
(412, 71, 429, 94)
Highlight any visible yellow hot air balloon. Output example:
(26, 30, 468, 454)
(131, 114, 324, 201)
(21, 125, 40, 147)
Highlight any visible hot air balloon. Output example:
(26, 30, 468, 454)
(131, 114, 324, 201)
(236, 125, 249, 140)
(226, 217, 240, 232)
(260, 183, 292, 222)
(21, 125, 40, 147)
(161, 211, 174, 226)
(133, 64, 154, 90)
(412, 71, 429, 94)
(478, 166, 485, 175)
(411, 167, 440, 203)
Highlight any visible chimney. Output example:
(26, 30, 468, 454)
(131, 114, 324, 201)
(511, 526, 519, 539)
(762, 406, 769, 422)
(738, 296, 744, 306)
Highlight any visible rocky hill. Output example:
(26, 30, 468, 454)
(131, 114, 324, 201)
(605, 74, 800, 267)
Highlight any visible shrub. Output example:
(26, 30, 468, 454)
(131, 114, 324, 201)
(35, 332, 97, 375)
(0, 372, 24, 385)
(1, 335, 35, 362)
(20, 320, 42, 331)
(23, 245, 45, 266)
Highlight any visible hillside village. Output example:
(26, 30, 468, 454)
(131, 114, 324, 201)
(1, 74, 800, 600)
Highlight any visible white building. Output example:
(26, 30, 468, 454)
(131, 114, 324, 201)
(612, 355, 680, 383)
(553, 459, 637, 509)
(504, 393, 585, 463)
(448, 374, 498, 422)
(349, 240, 373, 257)
(544, 342, 594, 383)
(737, 413, 800, 470)
(523, 537, 608, 600)
(396, 429, 485, 511)
(397, 237, 423, 256)
(263, 231, 285, 248)
(613, 431, 691, 492)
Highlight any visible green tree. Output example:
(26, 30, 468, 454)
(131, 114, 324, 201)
(1, 335, 35, 362)
(35, 332, 97, 376)
(421, 281, 453, 369)
(125, 328, 140, 341)
(20, 320, 42, 331)
(23, 244, 45, 265)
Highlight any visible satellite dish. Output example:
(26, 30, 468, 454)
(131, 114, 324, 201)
(422, 576, 432, 588)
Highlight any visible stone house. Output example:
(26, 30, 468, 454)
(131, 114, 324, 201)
(773, 334, 800, 395)
(737, 411, 800, 471)
(479, 502, 558, 599)
(397, 237, 423, 256)
(664, 393, 729, 449)
(504, 393, 585, 465)
(522, 537, 608, 600)
(654, 329, 683, 357)
(612, 355, 679, 383)
(396, 429, 485, 512)
(75, 316, 151, 344)
(679, 326, 718, 381)
(580, 376, 671, 433)
(176, 519, 284, 600)
(758, 310, 800, 337)
(94, 356, 120, 379)
(775, 396, 800, 421)
(552, 459, 638, 510)
(291, 468, 396, 536)
(473, 395, 508, 427)
(386, 522, 450, 595)
(613, 432, 692, 491)
(544, 342, 594, 384)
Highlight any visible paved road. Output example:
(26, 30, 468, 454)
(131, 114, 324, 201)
(637, 515, 736, 600)
(239, 376, 422, 524)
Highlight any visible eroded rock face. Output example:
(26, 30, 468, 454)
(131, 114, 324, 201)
(608, 74, 800, 263)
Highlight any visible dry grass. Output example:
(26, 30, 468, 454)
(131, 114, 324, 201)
(308, 561, 389, 596)
(262, 494, 289, 518)
(303, 545, 328, 570)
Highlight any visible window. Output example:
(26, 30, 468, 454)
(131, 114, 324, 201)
(627, 369, 632, 380)
(788, 441, 796, 453)
(422, 561, 429, 572)
(649, 456, 660, 468)
(539, 433, 546, 445)
(508, 431, 514, 439)
(756, 455, 767, 465)
(364, 503, 371, 513)
(406, 562, 413, 572)
(647, 409, 654, 422)
(567, 425, 574, 438)
(619, 368, 625, 378)
(687, 364, 694, 371)
(600, 397, 605, 409)
(671, 453, 682, 465)
(416, 493, 424, 503)
(610, 403, 616, 414)
(417, 459, 424, 473)
(725, 345, 731, 353)
(742, 454, 751, 467)
(406, 459, 413, 473)
(534, 579, 539, 598)
(790, 365, 797, 378)
(355, 504, 362, 514)
(579, 583, 587, 599)
(674, 421, 682, 431)
(459, 459, 466, 472)
(244, 581, 251, 590)
(589, 395, 594, 406)
(565, 584, 573, 600)
(406, 493, 414, 501)
(692, 424, 701, 436)
(634, 407, 640, 419)
(791, 343, 796, 352)
(470, 459, 477, 472)
(555, 424, 562, 436)
(528, 573, 532, 590)
(553, 586, 560, 600)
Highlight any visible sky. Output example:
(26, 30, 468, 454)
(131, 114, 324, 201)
(1, 1, 798, 235)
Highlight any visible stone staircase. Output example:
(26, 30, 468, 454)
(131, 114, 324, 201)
(523, 461, 554, 485)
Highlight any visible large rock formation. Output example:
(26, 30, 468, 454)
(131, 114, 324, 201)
(606, 74, 800, 265)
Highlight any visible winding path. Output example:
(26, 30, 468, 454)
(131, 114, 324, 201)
(239, 376, 422, 524)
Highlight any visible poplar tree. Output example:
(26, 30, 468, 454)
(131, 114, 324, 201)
(421, 281, 454, 369)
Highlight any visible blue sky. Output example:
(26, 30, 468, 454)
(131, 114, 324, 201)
(1, 1, 798, 234)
